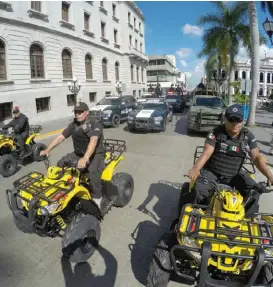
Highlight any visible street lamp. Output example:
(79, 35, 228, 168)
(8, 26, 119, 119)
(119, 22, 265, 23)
(68, 77, 81, 100)
(263, 17, 273, 45)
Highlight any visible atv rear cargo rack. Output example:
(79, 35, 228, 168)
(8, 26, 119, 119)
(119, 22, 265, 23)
(10, 171, 75, 204)
(104, 139, 126, 162)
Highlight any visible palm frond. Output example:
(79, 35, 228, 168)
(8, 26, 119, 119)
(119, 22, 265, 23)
(197, 13, 223, 26)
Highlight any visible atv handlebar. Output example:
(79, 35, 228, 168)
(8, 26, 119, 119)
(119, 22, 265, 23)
(183, 174, 273, 194)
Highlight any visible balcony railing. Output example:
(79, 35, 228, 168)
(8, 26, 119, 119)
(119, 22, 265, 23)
(128, 45, 148, 62)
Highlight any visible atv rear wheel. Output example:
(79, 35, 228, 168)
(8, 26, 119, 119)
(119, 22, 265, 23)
(112, 172, 134, 207)
(0, 154, 17, 177)
(62, 213, 101, 263)
(262, 262, 273, 286)
(32, 143, 47, 161)
(146, 234, 171, 287)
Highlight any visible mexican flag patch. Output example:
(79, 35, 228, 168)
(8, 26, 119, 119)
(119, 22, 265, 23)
(229, 146, 239, 152)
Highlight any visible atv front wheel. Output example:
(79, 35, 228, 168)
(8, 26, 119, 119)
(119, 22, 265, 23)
(0, 154, 17, 177)
(112, 172, 134, 207)
(32, 143, 47, 161)
(262, 262, 273, 286)
(62, 214, 101, 263)
(146, 235, 171, 287)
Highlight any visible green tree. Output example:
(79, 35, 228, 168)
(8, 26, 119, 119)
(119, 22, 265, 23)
(197, 1, 250, 105)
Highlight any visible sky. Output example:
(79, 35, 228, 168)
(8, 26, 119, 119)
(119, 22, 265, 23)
(136, 1, 273, 87)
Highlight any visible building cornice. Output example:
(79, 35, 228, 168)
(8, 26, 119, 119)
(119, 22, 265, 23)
(0, 16, 124, 57)
(126, 1, 144, 20)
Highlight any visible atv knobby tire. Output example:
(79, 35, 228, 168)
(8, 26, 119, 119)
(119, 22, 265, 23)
(112, 172, 134, 207)
(146, 234, 171, 287)
(62, 213, 101, 263)
(0, 154, 17, 177)
(32, 143, 47, 162)
(262, 262, 273, 286)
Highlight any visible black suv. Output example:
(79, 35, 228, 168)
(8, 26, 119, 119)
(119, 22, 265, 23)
(89, 95, 137, 127)
(165, 94, 186, 113)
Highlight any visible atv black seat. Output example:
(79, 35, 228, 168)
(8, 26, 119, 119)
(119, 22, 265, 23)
(29, 125, 43, 134)
(193, 146, 256, 175)
(104, 139, 126, 161)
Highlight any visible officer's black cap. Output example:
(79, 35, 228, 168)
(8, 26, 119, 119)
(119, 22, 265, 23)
(74, 102, 89, 112)
(225, 104, 244, 121)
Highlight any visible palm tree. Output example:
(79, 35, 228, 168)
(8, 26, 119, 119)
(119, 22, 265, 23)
(246, 2, 260, 126)
(197, 1, 250, 105)
(261, 1, 273, 17)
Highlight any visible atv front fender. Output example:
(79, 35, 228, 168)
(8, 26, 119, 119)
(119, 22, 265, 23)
(25, 133, 40, 145)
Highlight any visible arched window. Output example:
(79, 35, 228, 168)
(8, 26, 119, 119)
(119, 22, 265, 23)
(259, 88, 263, 96)
(221, 70, 226, 79)
(260, 72, 264, 83)
(115, 61, 119, 82)
(102, 58, 107, 80)
(62, 49, 72, 79)
(85, 54, 93, 79)
(130, 64, 134, 82)
(136, 66, 139, 83)
(30, 44, 44, 78)
(141, 68, 144, 82)
(242, 71, 246, 80)
(234, 70, 238, 81)
(0, 40, 7, 80)
(268, 73, 271, 83)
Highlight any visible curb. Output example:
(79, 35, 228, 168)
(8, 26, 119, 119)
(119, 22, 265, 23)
(36, 128, 64, 140)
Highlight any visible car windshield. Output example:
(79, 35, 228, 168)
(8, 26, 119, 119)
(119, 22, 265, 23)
(98, 98, 121, 105)
(193, 97, 224, 108)
(194, 90, 216, 96)
(139, 103, 164, 110)
(166, 95, 179, 100)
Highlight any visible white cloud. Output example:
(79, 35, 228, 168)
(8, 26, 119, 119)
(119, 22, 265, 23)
(176, 48, 192, 59)
(194, 59, 206, 73)
(180, 60, 188, 67)
(182, 24, 203, 37)
(236, 43, 273, 62)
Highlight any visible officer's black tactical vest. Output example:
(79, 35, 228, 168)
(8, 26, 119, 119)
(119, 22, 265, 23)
(206, 126, 249, 179)
(71, 117, 104, 157)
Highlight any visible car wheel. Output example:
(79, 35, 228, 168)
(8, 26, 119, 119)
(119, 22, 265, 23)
(112, 114, 120, 128)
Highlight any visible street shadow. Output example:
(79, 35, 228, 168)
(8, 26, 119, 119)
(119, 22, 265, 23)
(61, 244, 117, 287)
(130, 180, 196, 285)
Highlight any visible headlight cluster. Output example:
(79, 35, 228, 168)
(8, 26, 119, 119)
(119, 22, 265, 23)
(102, 110, 112, 117)
(40, 203, 59, 215)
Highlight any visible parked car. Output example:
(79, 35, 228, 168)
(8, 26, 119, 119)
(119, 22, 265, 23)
(165, 94, 185, 113)
(89, 95, 137, 127)
(127, 99, 173, 132)
(187, 95, 226, 133)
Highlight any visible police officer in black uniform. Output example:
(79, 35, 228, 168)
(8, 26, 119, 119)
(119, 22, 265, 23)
(40, 102, 105, 210)
(187, 104, 273, 216)
(1, 106, 30, 157)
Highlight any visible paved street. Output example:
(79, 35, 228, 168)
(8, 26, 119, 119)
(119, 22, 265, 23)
(1, 109, 273, 287)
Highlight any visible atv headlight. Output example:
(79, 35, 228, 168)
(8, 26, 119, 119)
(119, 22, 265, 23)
(183, 236, 201, 261)
(40, 203, 59, 215)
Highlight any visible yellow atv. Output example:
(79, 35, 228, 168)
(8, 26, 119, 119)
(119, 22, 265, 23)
(0, 125, 47, 177)
(6, 139, 134, 263)
(146, 147, 273, 287)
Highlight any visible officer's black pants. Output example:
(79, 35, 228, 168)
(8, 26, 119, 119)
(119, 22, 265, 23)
(194, 168, 259, 216)
(15, 131, 29, 152)
(57, 152, 105, 199)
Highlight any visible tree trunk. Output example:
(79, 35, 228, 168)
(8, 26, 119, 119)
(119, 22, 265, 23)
(246, 1, 259, 126)
(227, 54, 234, 105)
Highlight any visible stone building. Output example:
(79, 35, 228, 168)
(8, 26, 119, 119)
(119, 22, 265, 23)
(0, 1, 148, 123)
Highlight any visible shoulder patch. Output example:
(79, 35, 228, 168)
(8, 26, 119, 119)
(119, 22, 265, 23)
(208, 132, 215, 140)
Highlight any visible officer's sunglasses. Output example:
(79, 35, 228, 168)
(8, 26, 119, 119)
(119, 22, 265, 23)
(74, 110, 84, 115)
(227, 117, 243, 123)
